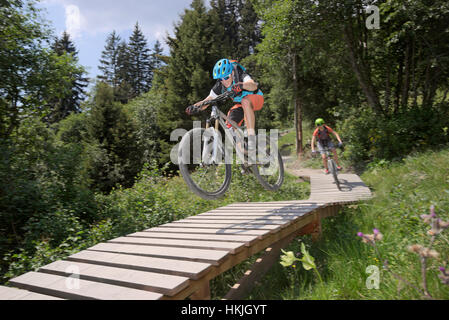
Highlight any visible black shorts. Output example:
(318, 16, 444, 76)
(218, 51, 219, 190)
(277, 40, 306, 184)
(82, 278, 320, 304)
(226, 105, 245, 128)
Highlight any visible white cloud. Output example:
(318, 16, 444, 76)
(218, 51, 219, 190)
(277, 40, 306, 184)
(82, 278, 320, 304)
(65, 5, 83, 39)
(42, 0, 192, 42)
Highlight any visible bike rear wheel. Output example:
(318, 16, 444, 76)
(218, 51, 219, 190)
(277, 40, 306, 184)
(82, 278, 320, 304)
(178, 127, 232, 200)
(328, 159, 341, 190)
(251, 135, 284, 191)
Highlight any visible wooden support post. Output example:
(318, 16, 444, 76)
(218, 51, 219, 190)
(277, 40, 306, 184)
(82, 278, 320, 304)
(189, 281, 210, 300)
(311, 218, 322, 242)
(298, 212, 322, 242)
(223, 232, 299, 300)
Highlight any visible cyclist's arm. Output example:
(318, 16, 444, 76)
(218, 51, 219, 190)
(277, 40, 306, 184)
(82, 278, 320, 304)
(332, 131, 343, 144)
(241, 79, 258, 92)
(194, 95, 214, 110)
(311, 135, 316, 152)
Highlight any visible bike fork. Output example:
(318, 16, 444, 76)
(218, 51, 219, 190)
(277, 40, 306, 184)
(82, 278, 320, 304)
(203, 120, 220, 165)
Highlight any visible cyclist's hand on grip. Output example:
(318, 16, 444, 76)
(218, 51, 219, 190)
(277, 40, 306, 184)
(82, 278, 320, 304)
(185, 105, 201, 116)
(338, 142, 344, 151)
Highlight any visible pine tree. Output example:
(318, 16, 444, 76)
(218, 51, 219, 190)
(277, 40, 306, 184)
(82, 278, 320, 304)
(151, 40, 164, 71)
(47, 31, 88, 123)
(238, 0, 261, 57)
(52, 31, 77, 55)
(210, 0, 239, 58)
(128, 22, 152, 98)
(98, 30, 122, 88)
(114, 40, 133, 103)
(85, 82, 143, 192)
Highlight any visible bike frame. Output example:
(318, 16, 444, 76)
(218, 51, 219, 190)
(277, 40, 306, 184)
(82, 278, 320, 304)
(198, 92, 253, 165)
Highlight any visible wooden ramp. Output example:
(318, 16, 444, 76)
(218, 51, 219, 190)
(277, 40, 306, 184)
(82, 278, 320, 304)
(1, 169, 372, 300)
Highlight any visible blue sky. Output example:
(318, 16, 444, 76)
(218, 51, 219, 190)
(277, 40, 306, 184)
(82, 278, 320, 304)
(37, 0, 195, 81)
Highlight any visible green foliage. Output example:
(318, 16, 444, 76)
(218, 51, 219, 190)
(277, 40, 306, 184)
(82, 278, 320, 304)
(84, 82, 144, 192)
(1, 159, 310, 284)
(340, 104, 449, 167)
(247, 148, 449, 300)
(0, 0, 86, 138)
(45, 31, 88, 123)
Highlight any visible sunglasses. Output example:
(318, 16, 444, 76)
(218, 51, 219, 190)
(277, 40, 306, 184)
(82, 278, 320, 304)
(220, 75, 231, 81)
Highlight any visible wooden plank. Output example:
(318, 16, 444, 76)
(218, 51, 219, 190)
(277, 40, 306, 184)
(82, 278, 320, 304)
(208, 203, 318, 213)
(108, 236, 246, 254)
(38, 260, 189, 297)
(88, 242, 229, 266)
(9, 272, 163, 300)
(210, 206, 324, 212)
(223, 201, 322, 207)
(191, 212, 300, 221)
(129, 231, 258, 245)
(0, 286, 63, 300)
(67, 251, 211, 280)
(158, 222, 281, 231)
(172, 219, 288, 225)
(196, 211, 310, 217)
(146, 227, 270, 238)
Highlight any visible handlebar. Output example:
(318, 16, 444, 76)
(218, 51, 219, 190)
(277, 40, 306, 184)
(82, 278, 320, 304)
(186, 91, 234, 116)
(196, 91, 234, 108)
(312, 143, 344, 157)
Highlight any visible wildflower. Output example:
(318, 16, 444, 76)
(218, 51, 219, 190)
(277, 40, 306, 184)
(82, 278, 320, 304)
(428, 218, 449, 236)
(408, 244, 439, 259)
(357, 229, 383, 244)
(438, 267, 449, 285)
(420, 205, 449, 236)
(420, 205, 436, 224)
(408, 244, 424, 254)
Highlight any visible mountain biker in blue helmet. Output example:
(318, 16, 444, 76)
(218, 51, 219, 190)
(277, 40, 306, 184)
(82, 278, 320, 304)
(188, 58, 264, 150)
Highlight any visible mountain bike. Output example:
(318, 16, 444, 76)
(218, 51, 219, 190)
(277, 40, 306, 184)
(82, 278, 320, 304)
(313, 144, 343, 191)
(178, 91, 284, 200)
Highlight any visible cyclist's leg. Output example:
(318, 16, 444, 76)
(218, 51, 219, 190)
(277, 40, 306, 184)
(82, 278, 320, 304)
(226, 105, 246, 162)
(242, 95, 264, 163)
(241, 95, 264, 136)
(241, 97, 256, 136)
(329, 141, 341, 168)
(317, 141, 328, 170)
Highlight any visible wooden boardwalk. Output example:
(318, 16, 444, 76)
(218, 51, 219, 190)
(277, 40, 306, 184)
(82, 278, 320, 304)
(1, 169, 372, 300)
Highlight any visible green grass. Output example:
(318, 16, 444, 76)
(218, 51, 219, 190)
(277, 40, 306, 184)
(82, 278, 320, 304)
(243, 148, 449, 300)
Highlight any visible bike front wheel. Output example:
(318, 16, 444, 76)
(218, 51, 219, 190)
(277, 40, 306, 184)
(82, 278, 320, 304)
(328, 159, 341, 190)
(178, 127, 232, 200)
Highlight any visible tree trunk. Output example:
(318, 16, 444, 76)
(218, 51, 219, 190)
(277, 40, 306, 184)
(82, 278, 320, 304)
(343, 24, 383, 115)
(292, 51, 303, 157)
(401, 41, 411, 110)
(385, 65, 391, 109)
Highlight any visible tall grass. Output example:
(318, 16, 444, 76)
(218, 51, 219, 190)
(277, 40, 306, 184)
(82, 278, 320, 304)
(244, 148, 449, 300)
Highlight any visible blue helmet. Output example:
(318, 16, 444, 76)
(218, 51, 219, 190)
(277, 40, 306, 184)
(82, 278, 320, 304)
(213, 58, 233, 80)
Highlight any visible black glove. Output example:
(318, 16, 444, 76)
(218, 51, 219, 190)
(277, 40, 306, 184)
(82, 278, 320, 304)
(231, 83, 243, 96)
(185, 105, 201, 116)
